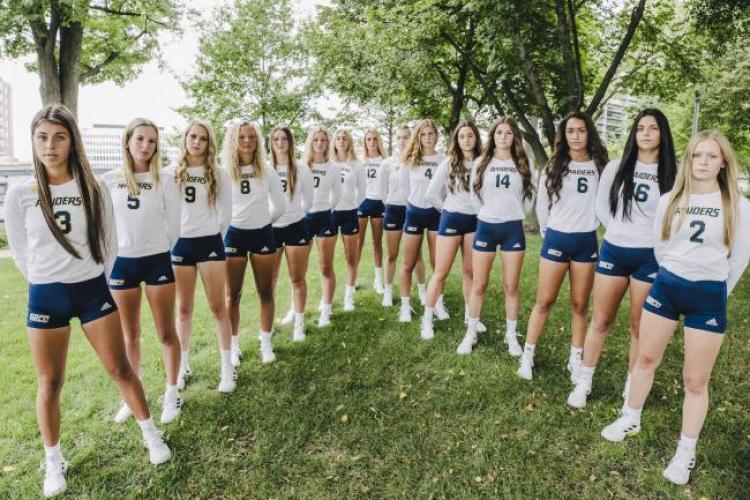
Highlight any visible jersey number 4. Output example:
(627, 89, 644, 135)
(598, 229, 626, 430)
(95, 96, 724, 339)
(496, 174, 510, 188)
(54, 211, 72, 234)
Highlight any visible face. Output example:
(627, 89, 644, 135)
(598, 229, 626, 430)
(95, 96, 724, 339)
(312, 131, 328, 156)
(494, 123, 515, 150)
(565, 118, 588, 153)
(419, 125, 437, 149)
(691, 138, 724, 182)
(395, 129, 411, 151)
(457, 126, 476, 154)
(185, 124, 209, 157)
(238, 125, 257, 157)
(635, 115, 661, 152)
(335, 131, 349, 155)
(127, 125, 158, 167)
(272, 130, 289, 156)
(34, 121, 72, 171)
(365, 132, 379, 155)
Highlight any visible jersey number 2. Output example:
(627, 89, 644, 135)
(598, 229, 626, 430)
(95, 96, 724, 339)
(689, 220, 705, 243)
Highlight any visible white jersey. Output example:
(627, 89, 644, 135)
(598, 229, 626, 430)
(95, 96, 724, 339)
(425, 158, 476, 214)
(163, 164, 232, 239)
(596, 158, 661, 248)
(364, 156, 384, 200)
(102, 170, 181, 257)
(653, 191, 750, 294)
(5, 176, 118, 284)
(400, 153, 446, 209)
(470, 158, 536, 223)
(273, 162, 314, 228)
(536, 161, 600, 235)
(379, 155, 406, 206)
(334, 160, 367, 211)
(307, 162, 342, 213)
(228, 164, 286, 230)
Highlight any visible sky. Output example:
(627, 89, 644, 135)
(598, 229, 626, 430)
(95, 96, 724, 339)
(0, 0, 324, 162)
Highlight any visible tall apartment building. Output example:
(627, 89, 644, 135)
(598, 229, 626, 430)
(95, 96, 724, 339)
(83, 123, 180, 170)
(0, 76, 14, 163)
(595, 95, 640, 144)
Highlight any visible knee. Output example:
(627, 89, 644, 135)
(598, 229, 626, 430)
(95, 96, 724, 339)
(226, 288, 242, 307)
(108, 359, 136, 384)
(535, 297, 556, 315)
(388, 252, 398, 264)
(208, 300, 226, 318)
(473, 279, 489, 296)
(503, 282, 519, 298)
(683, 372, 709, 396)
(123, 330, 141, 349)
(590, 313, 613, 335)
(635, 351, 661, 372)
(37, 374, 65, 400)
(155, 325, 178, 346)
(177, 302, 194, 321)
(570, 298, 589, 317)
(321, 265, 334, 279)
(291, 276, 306, 289)
(258, 285, 274, 304)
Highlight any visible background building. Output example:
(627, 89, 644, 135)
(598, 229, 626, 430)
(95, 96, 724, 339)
(0, 76, 14, 163)
(83, 123, 179, 170)
(595, 95, 640, 144)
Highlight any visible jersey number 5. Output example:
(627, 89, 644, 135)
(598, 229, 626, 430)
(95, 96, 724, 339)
(54, 211, 72, 234)
(127, 196, 140, 209)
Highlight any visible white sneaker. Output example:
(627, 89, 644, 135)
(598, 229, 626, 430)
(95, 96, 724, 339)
(343, 297, 355, 312)
(114, 402, 133, 424)
(42, 457, 68, 498)
(231, 344, 243, 367)
(218, 367, 237, 393)
(279, 308, 294, 325)
(601, 414, 641, 442)
(567, 379, 591, 408)
(398, 304, 412, 323)
(373, 278, 385, 295)
(382, 289, 393, 307)
(177, 367, 191, 391)
(160, 392, 182, 424)
(457, 332, 476, 355)
(292, 323, 306, 342)
(260, 336, 276, 364)
(663, 447, 696, 485)
(517, 353, 534, 380)
(420, 317, 434, 340)
(143, 429, 172, 465)
(504, 332, 523, 357)
(566, 352, 582, 383)
(318, 309, 331, 327)
(434, 300, 450, 321)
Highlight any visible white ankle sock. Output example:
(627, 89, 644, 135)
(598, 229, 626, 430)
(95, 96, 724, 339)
(345, 285, 355, 297)
(466, 317, 479, 334)
(579, 365, 595, 383)
(44, 442, 62, 461)
(294, 312, 304, 325)
(165, 384, 179, 398)
(622, 403, 642, 422)
(417, 283, 426, 295)
(401, 297, 410, 307)
(180, 350, 190, 369)
(375, 267, 383, 281)
(570, 346, 583, 357)
(523, 342, 536, 356)
(220, 349, 232, 368)
(678, 434, 698, 452)
(506, 319, 517, 335)
(424, 307, 434, 321)
(231, 335, 239, 348)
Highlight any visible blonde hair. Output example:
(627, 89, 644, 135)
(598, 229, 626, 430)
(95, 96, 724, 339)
(401, 119, 439, 168)
(661, 130, 740, 248)
(304, 126, 330, 167)
(222, 120, 266, 182)
(333, 128, 358, 163)
(176, 119, 220, 208)
(121, 118, 161, 197)
(363, 127, 387, 159)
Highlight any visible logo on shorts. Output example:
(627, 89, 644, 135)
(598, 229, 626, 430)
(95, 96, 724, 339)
(109, 278, 125, 286)
(591, 253, 598, 259)
(386, 223, 395, 228)
(208, 251, 218, 258)
(299, 238, 307, 244)
(172, 255, 183, 263)
(705, 318, 719, 327)
(406, 226, 417, 231)
(325, 230, 331, 235)
(157, 275, 169, 282)
(598, 260, 614, 270)
(645, 296, 661, 309)
(29, 313, 50, 324)
(100, 302, 113, 311)
(225, 247, 237, 254)
(261, 246, 270, 252)
(513, 243, 522, 249)
(476, 240, 488, 248)
(647, 272, 657, 279)
(547, 248, 562, 257)
(446, 228, 457, 234)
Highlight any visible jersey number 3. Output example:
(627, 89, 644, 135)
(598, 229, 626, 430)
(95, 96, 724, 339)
(54, 211, 72, 234)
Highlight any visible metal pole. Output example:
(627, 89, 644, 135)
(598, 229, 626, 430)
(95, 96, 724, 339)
(692, 90, 701, 136)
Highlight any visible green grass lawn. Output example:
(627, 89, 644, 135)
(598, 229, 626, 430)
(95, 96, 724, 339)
(0, 234, 748, 498)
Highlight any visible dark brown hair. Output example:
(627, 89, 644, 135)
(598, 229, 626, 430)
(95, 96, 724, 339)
(447, 121, 482, 193)
(270, 125, 298, 199)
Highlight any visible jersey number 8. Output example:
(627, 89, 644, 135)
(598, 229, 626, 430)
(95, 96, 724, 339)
(240, 179, 251, 194)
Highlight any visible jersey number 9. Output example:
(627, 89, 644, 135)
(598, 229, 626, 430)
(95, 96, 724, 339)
(184, 186, 196, 203)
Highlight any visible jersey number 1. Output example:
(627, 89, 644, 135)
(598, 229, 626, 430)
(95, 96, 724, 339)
(496, 174, 510, 188)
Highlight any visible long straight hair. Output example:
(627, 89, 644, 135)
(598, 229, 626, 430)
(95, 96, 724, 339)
(610, 108, 677, 219)
(333, 128, 358, 163)
(270, 125, 298, 199)
(222, 120, 266, 181)
(447, 120, 482, 193)
(661, 130, 740, 248)
(121, 117, 161, 197)
(30, 104, 107, 263)
(362, 127, 387, 159)
(473, 117, 533, 203)
(402, 119, 439, 168)
(176, 119, 220, 208)
(545, 111, 608, 209)
(304, 126, 330, 167)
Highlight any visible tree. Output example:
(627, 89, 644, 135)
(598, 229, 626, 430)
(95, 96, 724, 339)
(0, 0, 182, 117)
(180, 0, 321, 143)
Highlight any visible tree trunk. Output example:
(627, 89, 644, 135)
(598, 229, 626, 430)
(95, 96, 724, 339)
(59, 21, 84, 117)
